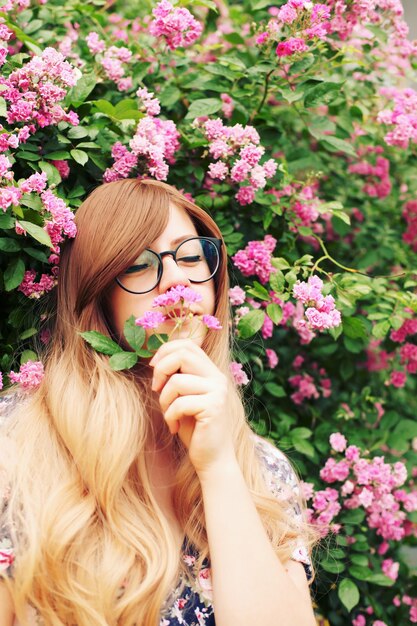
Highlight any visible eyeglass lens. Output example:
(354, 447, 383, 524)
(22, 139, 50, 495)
(117, 238, 220, 294)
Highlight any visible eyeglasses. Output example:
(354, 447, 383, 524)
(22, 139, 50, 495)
(115, 236, 223, 295)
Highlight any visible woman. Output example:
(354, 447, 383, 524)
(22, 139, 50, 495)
(0, 178, 317, 626)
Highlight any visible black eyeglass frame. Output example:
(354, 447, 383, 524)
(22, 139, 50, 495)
(115, 236, 223, 295)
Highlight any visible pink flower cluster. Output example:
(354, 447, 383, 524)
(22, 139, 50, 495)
(325, 0, 406, 42)
(104, 115, 180, 182)
(149, 0, 203, 50)
(348, 151, 392, 199)
(309, 433, 417, 541)
(230, 361, 249, 385)
(293, 275, 341, 331)
(257, 0, 331, 58)
(402, 200, 417, 252)
(9, 360, 44, 390)
(86, 32, 133, 91)
(392, 594, 417, 624)
(288, 356, 331, 404)
(377, 86, 417, 149)
(0, 21, 13, 68)
(268, 182, 331, 237)
(135, 285, 222, 335)
(0, 47, 79, 132)
(136, 87, 160, 117)
(232, 235, 277, 284)
(18, 269, 56, 299)
(199, 118, 277, 206)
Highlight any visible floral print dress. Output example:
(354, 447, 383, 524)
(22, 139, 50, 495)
(0, 394, 312, 626)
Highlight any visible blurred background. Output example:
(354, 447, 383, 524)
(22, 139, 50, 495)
(403, 0, 417, 37)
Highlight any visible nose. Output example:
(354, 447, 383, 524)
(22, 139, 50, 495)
(157, 255, 191, 294)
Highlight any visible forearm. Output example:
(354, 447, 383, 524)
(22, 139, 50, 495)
(198, 458, 316, 626)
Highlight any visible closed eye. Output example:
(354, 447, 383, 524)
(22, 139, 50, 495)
(178, 255, 203, 263)
(124, 263, 151, 274)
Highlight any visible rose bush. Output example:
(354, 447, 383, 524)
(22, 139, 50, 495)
(1, 0, 417, 623)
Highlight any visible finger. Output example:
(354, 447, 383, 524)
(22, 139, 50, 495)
(159, 373, 211, 413)
(151, 347, 220, 392)
(164, 395, 209, 434)
(150, 339, 202, 367)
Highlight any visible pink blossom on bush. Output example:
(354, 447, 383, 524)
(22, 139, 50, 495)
(228, 286, 246, 306)
(276, 37, 308, 57)
(389, 370, 407, 388)
(352, 615, 366, 626)
(9, 360, 44, 389)
(149, 0, 203, 50)
(50, 160, 70, 179)
(232, 235, 277, 284)
(330, 432, 347, 453)
(382, 558, 399, 581)
(265, 348, 278, 369)
(86, 31, 106, 54)
(18, 269, 56, 298)
(230, 361, 249, 385)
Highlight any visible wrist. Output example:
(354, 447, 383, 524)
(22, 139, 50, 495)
(196, 451, 241, 487)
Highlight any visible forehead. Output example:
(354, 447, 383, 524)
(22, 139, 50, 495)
(149, 202, 198, 249)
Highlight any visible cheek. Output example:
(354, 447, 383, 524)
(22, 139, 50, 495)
(106, 287, 152, 340)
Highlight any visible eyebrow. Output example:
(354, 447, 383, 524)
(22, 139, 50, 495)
(170, 234, 198, 246)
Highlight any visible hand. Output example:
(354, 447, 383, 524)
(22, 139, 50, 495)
(149, 339, 236, 476)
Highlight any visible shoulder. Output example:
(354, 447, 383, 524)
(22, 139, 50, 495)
(0, 389, 27, 427)
(252, 434, 301, 499)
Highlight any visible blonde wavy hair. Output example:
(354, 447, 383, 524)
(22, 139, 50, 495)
(1, 179, 317, 626)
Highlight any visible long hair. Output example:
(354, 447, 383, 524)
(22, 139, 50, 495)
(1, 179, 317, 625)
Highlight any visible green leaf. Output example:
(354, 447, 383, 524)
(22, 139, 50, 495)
(92, 99, 116, 117)
(4, 257, 25, 291)
(185, 98, 222, 119)
(372, 320, 391, 339)
(338, 579, 360, 612)
(0, 213, 15, 229)
(304, 82, 342, 108)
(289, 54, 315, 75)
(68, 73, 97, 103)
(0, 238, 20, 252)
(0, 96, 7, 118)
(80, 331, 123, 356)
(247, 281, 270, 301)
(265, 382, 286, 397)
(237, 309, 265, 339)
(349, 565, 371, 581)
(320, 559, 345, 574)
(16, 150, 40, 161)
(20, 327, 37, 340)
(109, 351, 138, 371)
(342, 509, 365, 524)
(269, 268, 285, 291)
(19, 221, 52, 248)
(343, 317, 368, 340)
(67, 126, 90, 139)
(159, 84, 181, 107)
(290, 427, 312, 439)
(266, 303, 282, 325)
(366, 574, 394, 587)
(124, 315, 146, 353)
(147, 333, 168, 351)
(70, 149, 88, 166)
(292, 438, 315, 458)
(20, 349, 37, 364)
(320, 136, 356, 157)
(38, 161, 61, 186)
(44, 150, 71, 160)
